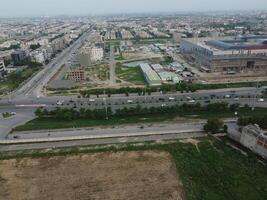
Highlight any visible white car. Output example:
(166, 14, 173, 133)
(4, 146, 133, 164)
(169, 97, 175, 100)
(234, 97, 240, 101)
(225, 95, 231, 98)
(127, 100, 133, 103)
(161, 104, 167, 107)
(258, 98, 265, 102)
(188, 100, 196, 103)
(56, 100, 64, 105)
(89, 99, 95, 102)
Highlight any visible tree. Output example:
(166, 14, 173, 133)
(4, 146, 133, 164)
(35, 108, 43, 118)
(223, 125, 228, 133)
(30, 43, 41, 50)
(204, 118, 224, 134)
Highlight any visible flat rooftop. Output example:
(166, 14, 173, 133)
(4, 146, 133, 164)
(207, 35, 267, 50)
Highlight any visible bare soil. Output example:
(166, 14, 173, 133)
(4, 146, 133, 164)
(0, 151, 186, 200)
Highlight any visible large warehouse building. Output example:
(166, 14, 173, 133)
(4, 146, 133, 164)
(180, 35, 267, 73)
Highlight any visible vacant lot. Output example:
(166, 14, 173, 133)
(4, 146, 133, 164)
(0, 151, 185, 200)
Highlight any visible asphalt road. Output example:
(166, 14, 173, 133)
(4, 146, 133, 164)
(0, 86, 266, 139)
(0, 132, 205, 151)
(9, 122, 205, 140)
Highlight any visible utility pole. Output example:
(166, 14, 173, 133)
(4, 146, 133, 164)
(103, 90, 109, 120)
(252, 81, 259, 111)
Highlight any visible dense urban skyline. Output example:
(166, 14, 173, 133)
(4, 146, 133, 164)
(0, 0, 267, 17)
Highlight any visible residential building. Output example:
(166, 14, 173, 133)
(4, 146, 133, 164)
(30, 50, 45, 64)
(51, 38, 65, 53)
(11, 50, 27, 63)
(78, 46, 104, 67)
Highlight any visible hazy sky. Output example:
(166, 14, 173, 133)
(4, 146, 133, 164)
(1, 0, 267, 17)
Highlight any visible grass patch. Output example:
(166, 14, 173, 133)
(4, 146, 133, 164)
(116, 64, 146, 85)
(13, 113, 176, 132)
(184, 107, 267, 119)
(0, 138, 267, 200)
(14, 107, 267, 132)
(0, 66, 40, 94)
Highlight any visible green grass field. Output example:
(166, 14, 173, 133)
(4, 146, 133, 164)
(1, 138, 266, 200)
(13, 114, 177, 132)
(116, 64, 146, 85)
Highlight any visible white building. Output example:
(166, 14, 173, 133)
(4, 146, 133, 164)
(30, 50, 45, 64)
(157, 71, 183, 84)
(227, 124, 267, 159)
(90, 47, 104, 62)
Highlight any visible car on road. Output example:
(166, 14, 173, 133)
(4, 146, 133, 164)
(258, 98, 265, 102)
(127, 100, 133, 103)
(188, 100, 196, 103)
(168, 97, 175, 100)
(234, 97, 240, 101)
(56, 100, 64, 105)
(225, 94, 231, 98)
(89, 99, 95, 102)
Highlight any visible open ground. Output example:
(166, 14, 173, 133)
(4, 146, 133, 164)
(0, 151, 184, 200)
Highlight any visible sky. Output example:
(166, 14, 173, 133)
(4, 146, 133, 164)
(0, 0, 267, 17)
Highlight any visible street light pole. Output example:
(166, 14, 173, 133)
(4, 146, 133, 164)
(252, 81, 259, 111)
(103, 90, 109, 120)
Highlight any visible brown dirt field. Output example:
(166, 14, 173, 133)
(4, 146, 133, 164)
(0, 151, 186, 200)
